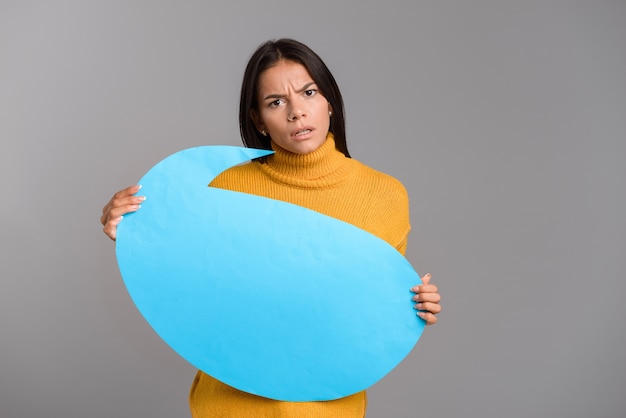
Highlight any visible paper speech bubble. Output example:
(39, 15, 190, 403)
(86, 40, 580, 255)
(116, 146, 424, 401)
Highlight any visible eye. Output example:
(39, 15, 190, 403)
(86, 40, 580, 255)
(304, 89, 317, 97)
(269, 99, 285, 108)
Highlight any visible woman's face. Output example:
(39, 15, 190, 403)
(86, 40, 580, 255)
(252, 60, 332, 155)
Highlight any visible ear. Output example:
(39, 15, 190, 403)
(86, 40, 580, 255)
(250, 109, 265, 133)
(327, 102, 333, 115)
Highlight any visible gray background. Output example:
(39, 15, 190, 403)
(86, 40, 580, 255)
(1, 1, 625, 417)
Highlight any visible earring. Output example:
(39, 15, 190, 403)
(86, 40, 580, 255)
(261, 130, 267, 136)
(329, 111, 333, 117)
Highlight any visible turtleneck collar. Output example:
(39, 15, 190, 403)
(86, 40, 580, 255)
(259, 133, 353, 188)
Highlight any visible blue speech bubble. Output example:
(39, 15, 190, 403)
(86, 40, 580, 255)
(116, 146, 424, 401)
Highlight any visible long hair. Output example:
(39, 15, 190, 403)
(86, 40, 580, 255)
(239, 39, 350, 157)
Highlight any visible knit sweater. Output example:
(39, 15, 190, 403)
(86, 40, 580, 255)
(189, 134, 411, 417)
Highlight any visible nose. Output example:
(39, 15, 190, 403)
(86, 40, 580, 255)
(287, 106, 305, 122)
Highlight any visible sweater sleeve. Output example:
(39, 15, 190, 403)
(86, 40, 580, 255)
(395, 226, 411, 256)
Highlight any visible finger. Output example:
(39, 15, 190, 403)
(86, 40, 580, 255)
(101, 203, 142, 227)
(417, 311, 438, 325)
(108, 203, 142, 219)
(414, 302, 442, 315)
(412, 292, 441, 304)
(417, 284, 439, 295)
(103, 216, 123, 241)
(413, 283, 438, 295)
(101, 201, 113, 225)
(106, 185, 143, 209)
(101, 185, 142, 224)
(411, 273, 431, 292)
(101, 196, 145, 225)
(114, 184, 142, 199)
(110, 189, 145, 209)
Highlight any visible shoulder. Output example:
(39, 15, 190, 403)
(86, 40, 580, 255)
(209, 161, 262, 191)
(349, 159, 411, 253)
(351, 159, 409, 203)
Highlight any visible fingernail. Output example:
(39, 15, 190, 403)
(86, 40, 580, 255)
(139, 196, 146, 201)
(417, 312, 426, 318)
(138, 184, 142, 189)
(412, 295, 419, 301)
(414, 303, 421, 309)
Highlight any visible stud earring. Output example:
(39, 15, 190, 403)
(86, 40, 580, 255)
(329, 111, 333, 117)
(261, 130, 267, 136)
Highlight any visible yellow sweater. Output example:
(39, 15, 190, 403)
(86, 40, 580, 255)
(189, 134, 411, 417)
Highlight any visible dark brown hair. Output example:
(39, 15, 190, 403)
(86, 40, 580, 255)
(239, 38, 350, 157)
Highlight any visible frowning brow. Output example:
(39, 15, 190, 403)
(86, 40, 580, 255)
(262, 82, 317, 100)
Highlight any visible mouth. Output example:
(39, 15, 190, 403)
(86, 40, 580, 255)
(292, 127, 315, 138)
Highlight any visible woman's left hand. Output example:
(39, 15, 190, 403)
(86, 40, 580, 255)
(410, 273, 441, 325)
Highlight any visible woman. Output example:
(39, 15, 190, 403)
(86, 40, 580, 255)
(101, 38, 441, 417)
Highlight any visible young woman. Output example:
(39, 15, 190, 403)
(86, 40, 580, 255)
(101, 38, 441, 417)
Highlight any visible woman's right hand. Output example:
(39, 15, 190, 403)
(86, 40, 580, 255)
(100, 184, 145, 241)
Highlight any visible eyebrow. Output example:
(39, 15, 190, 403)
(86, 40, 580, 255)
(262, 82, 317, 101)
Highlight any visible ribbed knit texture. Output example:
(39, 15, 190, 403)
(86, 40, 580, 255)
(189, 134, 411, 417)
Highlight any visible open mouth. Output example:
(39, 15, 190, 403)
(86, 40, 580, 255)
(295, 129, 312, 137)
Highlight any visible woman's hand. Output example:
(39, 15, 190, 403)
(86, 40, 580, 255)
(100, 185, 145, 241)
(411, 273, 441, 325)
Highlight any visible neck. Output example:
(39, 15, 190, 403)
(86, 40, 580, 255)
(261, 133, 352, 187)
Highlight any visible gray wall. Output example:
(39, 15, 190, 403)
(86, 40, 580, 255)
(2, 1, 625, 417)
